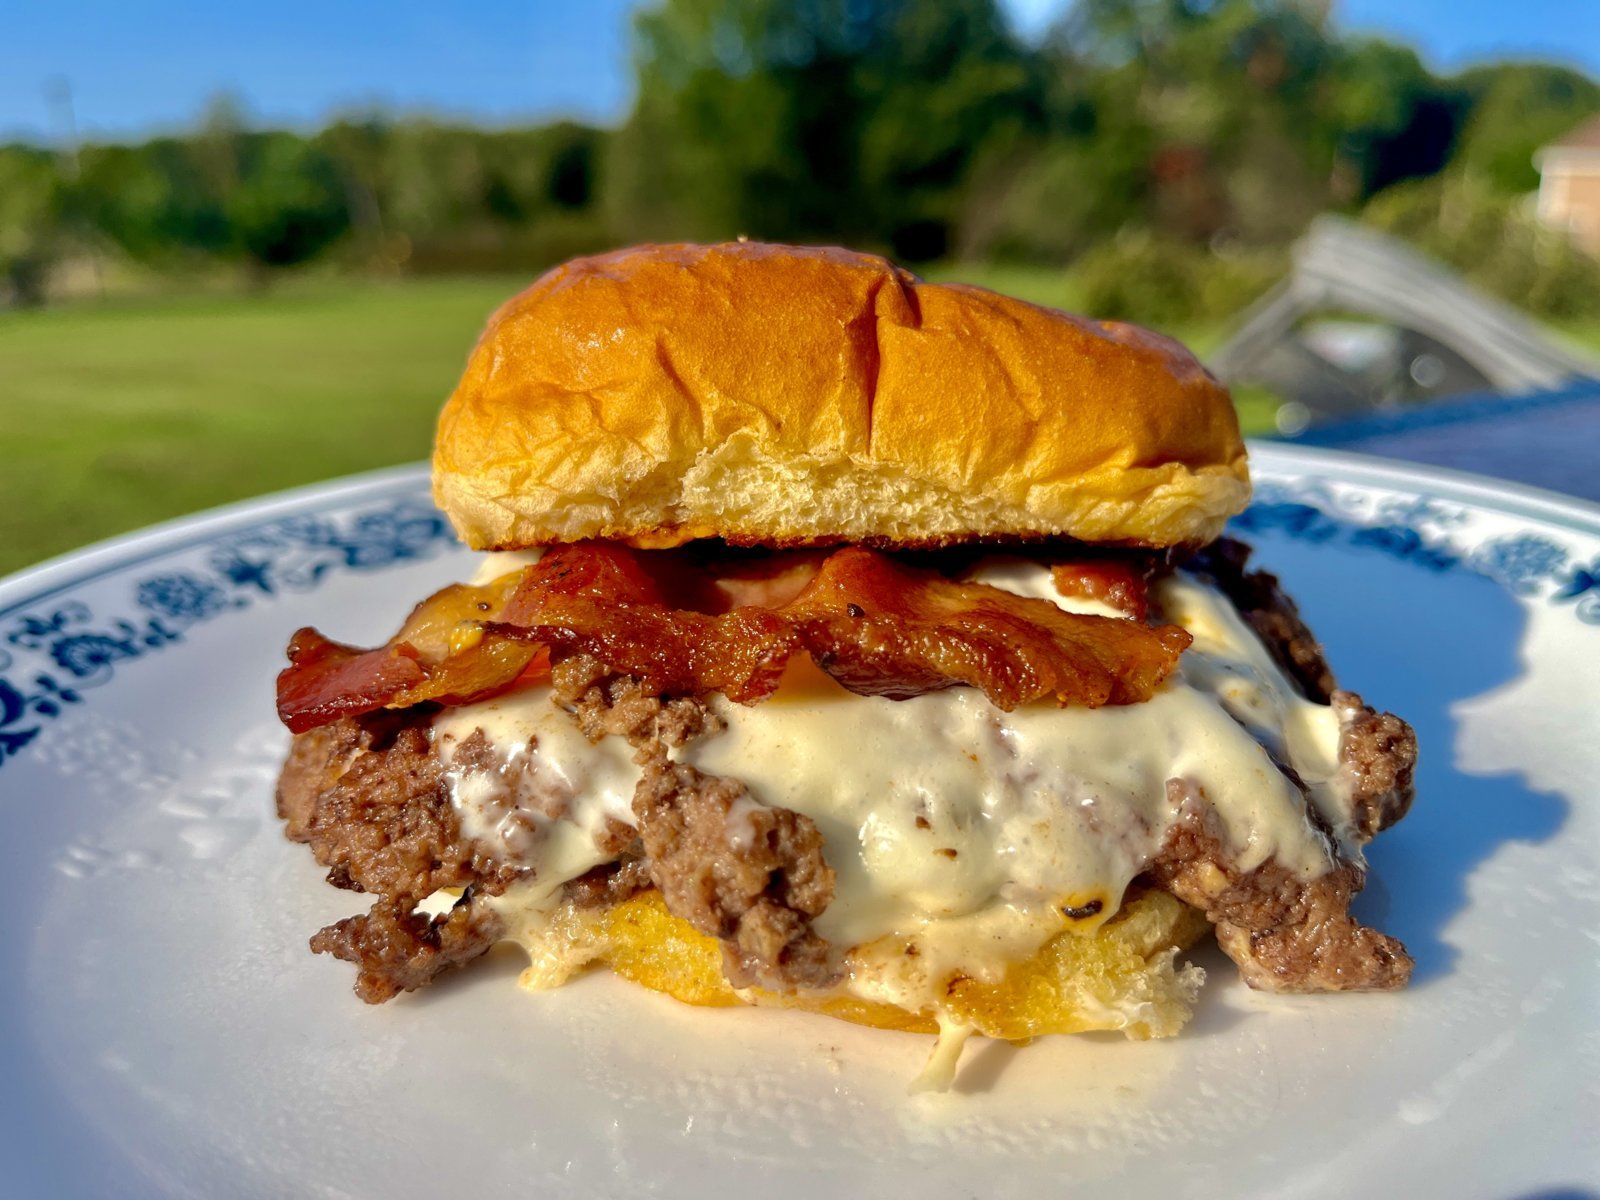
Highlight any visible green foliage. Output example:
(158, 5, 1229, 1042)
(64, 109, 616, 286)
(609, 0, 1044, 258)
(2, 2, 1597, 324)
(1055, 0, 1341, 238)
(74, 140, 224, 265)
(1327, 38, 1464, 197)
(226, 133, 350, 270)
(966, 1, 1473, 263)
(1451, 64, 1600, 193)
(75, 120, 349, 274)
(1070, 230, 1283, 326)
(314, 118, 613, 273)
(0, 146, 62, 304)
(1363, 174, 1600, 320)
(966, 132, 1155, 260)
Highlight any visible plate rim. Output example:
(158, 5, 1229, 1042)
(0, 462, 434, 620)
(1250, 441, 1600, 535)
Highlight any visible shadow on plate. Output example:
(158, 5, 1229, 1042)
(402, 939, 532, 1007)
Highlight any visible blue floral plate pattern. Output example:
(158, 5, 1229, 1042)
(0, 445, 1595, 1199)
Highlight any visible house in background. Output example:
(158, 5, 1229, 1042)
(1536, 115, 1600, 256)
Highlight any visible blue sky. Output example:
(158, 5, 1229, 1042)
(3, 0, 1597, 144)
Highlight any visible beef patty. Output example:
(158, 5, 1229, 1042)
(276, 541, 1417, 1003)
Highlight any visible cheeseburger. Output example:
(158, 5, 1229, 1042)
(275, 242, 1416, 1086)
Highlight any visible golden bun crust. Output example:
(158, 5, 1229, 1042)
(434, 242, 1250, 551)
(525, 888, 1210, 1042)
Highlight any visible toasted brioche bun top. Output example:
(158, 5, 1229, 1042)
(433, 242, 1249, 550)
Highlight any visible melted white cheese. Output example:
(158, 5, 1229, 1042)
(430, 558, 1349, 1018)
(434, 689, 637, 910)
(1156, 573, 1354, 854)
(469, 548, 545, 585)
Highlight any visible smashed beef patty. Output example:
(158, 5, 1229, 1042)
(276, 544, 1418, 1004)
(277, 670, 840, 1001)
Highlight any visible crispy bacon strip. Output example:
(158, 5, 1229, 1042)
(492, 543, 800, 703)
(783, 547, 1190, 710)
(277, 543, 796, 730)
(276, 568, 541, 733)
(488, 611, 795, 709)
(487, 604, 797, 705)
(277, 630, 428, 734)
(278, 542, 1193, 733)
(276, 626, 548, 735)
(501, 542, 665, 616)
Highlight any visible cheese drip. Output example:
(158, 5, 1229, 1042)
(431, 558, 1348, 1016)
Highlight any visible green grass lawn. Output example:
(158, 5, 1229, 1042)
(6, 266, 1594, 577)
(0, 276, 528, 575)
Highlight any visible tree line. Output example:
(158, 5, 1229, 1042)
(3, 0, 1597, 318)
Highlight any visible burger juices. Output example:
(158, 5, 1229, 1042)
(274, 243, 1416, 1085)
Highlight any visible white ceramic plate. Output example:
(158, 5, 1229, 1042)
(1, 444, 1595, 1199)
